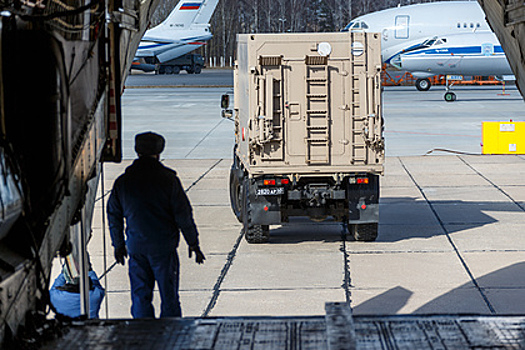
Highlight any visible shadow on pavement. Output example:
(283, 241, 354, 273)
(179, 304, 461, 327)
(268, 219, 343, 244)
(262, 197, 522, 244)
(353, 262, 525, 315)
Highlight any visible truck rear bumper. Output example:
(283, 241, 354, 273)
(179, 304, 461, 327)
(247, 175, 380, 225)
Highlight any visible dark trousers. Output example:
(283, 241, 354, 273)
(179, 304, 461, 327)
(128, 251, 181, 318)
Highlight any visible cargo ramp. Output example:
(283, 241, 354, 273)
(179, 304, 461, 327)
(44, 303, 525, 349)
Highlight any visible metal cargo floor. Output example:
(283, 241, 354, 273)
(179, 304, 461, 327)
(43, 314, 525, 349)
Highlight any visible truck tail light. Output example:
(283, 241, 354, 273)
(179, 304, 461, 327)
(263, 179, 276, 186)
(281, 179, 290, 185)
(357, 177, 369, 184)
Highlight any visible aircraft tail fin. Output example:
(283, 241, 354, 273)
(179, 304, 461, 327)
(160, 0, 220, 30)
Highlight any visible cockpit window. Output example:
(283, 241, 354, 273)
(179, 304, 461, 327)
(342, 21, 369, 31)
(422, 38, 436, 46)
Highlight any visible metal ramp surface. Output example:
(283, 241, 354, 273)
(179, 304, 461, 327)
(44, 314, 525, 349)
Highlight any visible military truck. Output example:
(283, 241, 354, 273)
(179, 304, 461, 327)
(156, 53, 205, 74)
(222, 32, 384, 243)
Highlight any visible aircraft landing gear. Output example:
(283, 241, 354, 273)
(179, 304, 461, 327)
(416, 78, 431, 91)
(443, 75, 457, 102)
(444, 91, 456, 102)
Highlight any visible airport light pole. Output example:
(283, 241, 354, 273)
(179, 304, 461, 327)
(279, 18, 286, 32)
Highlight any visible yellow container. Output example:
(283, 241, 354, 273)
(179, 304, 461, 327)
(482, 121, 525, 154)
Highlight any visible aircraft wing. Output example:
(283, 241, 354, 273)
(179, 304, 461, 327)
(136, 38, 183, 58)
(135, 33, 210, 60)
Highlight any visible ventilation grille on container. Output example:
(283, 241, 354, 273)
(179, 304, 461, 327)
(305, 56, 328, 65)
(259, 56, 282, 66)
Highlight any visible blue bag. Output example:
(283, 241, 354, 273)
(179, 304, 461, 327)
(50, 270, 105, 318)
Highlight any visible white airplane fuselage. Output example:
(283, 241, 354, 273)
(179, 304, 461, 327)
(400, 32, 512, 77)
(137, 25, 212, 63)
(133, 0, 219, 71)
(345, 1, 512, 78)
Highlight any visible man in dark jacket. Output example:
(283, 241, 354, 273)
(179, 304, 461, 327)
(107, 132, 205, 318)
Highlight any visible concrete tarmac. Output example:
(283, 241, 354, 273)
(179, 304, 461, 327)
(77, 85, 525, 320)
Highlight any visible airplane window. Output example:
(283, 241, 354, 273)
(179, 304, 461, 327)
(457, 23, 461, 28)
(343, 21, 369, 31)
(422, 37, 437, 47)
(476, 23, 480, 28)
(470, 23, 474, 28)
(463, 23, 467, 28)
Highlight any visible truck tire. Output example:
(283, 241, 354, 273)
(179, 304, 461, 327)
(159, 66, 166, 75)
(194, 65, 202, 74)
(246, 225, 270, 244)
(350, 223, 378, 242)
(229, 167, 243, 222)
(242, 178, 270, 243)
(173, 66, 180, 74)
(165, 66, 173, 74)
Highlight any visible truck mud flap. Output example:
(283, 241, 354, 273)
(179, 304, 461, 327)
(248, 182, 281, 226)
(347, 174, 380, 224)
(348, 203, 379, 224)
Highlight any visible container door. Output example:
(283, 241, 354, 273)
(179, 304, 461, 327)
(256, 56, 284, 161)
(395, 15, 410, 39)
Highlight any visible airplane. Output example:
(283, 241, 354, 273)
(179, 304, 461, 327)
(397, 32, 513, 101)
(132, 0, 220, 73)
(343, 1, 514, 101)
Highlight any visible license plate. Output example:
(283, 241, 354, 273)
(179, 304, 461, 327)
(256, 187, 285, 196)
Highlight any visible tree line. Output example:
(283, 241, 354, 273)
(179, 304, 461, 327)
(151, 0, 456, 65)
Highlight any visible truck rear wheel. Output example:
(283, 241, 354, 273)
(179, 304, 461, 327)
(194, 65, 202, 74)
(172, 66, 180, 74)
(246, 225, 270, 244)
(350, 223, 378, 242)
(242, 178, 270, 243)
(229, 168, 243, 222)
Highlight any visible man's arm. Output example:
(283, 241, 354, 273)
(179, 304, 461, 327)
(107, 184, 126, 250)
(171, 176, 200, 248)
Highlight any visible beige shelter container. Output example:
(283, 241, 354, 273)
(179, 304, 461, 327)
(223, 32, 384, 243)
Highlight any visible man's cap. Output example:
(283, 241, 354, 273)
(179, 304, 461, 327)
(135, 132, 165, 156)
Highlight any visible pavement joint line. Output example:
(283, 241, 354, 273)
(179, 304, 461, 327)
(184, 159, 223, 193)
(398, 157, 497, 314)
(340, 223, 353, 304)
(201, 229, 244, 318)
(458, 156, 525, 212)
(347, 250, 454, 254)
(462, 249, 525, 253)
(216, 287, 343, 292)
(184, 118, 227, 158)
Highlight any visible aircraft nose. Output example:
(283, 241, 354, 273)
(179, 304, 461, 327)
(389, 54, 403, 70)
